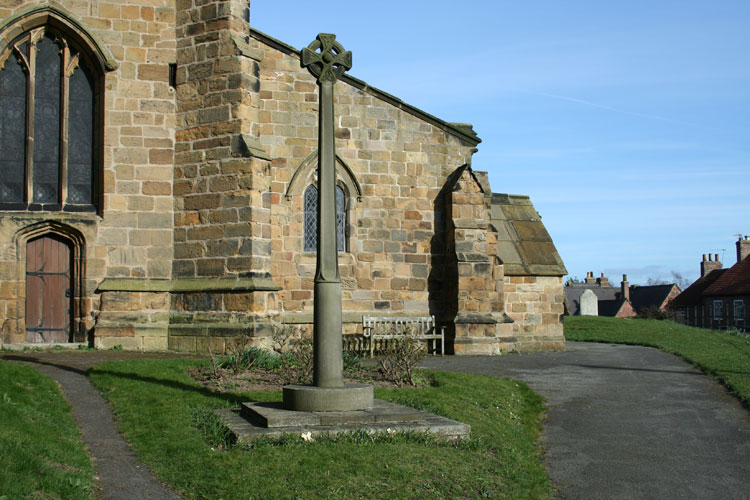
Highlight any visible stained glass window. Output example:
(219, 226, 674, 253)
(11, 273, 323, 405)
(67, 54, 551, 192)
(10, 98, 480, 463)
(68, 65, 94, 205)
(33, 35, 61, 205)
(0, 27, 97, 211)
(0, 52, 26, 205)
(303, 184, 346, 252)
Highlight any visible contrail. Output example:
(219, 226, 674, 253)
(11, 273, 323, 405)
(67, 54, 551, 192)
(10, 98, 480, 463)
(534, 92, 698, 126)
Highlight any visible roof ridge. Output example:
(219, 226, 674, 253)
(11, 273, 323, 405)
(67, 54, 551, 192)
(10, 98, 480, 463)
(247, 28, 482, 147)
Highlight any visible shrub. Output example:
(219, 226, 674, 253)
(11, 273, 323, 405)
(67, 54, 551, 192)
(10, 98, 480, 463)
(637, 305, 676, 321)
(378, 334, 426, 387)
(271, 323, 313, 385)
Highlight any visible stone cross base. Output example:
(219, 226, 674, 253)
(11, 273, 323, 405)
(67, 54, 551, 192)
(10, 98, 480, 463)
(282, 383, 373, 412)
(216, 399, 471, 443)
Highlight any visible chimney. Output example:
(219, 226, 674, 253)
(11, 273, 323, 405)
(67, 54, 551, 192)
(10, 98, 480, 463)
(700, 253, 722, 277)
(585, 271, 596, 284)
(597, 272, 610, 287)
(737, 235, 750, 263)
(621, 274, 630, 301)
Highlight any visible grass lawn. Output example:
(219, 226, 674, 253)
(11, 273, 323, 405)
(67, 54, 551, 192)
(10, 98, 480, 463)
(0, 361, 95, 499)
(564, 316, 750, 406)
(88, 359, 553, 500)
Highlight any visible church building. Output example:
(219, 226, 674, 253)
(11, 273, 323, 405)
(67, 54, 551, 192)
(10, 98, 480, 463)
(0, 0, 567, 354)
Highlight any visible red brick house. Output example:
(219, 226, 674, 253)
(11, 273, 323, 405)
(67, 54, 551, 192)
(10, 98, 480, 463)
(672, 237, 750, 331)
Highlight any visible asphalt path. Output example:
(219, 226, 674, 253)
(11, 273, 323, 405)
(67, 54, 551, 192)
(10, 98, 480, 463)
(420, 341, 750, 500)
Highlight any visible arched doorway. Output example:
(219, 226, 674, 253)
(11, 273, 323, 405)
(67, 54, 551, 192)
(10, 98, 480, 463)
(25, 235, 73, 343)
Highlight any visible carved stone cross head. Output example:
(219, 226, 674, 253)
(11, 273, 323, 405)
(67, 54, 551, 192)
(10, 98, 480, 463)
(301, 33, 352, 83)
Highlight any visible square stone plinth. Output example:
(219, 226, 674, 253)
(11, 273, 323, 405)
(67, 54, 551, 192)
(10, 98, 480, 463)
(217, 399, 470, 443)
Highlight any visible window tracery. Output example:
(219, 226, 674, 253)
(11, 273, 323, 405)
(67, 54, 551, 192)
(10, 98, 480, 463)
(0, 26, 98, 211)
(303, 184, 347, 252)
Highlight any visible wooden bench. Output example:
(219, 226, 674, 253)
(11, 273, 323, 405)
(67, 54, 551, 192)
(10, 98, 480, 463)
(362, 315, 444, 358)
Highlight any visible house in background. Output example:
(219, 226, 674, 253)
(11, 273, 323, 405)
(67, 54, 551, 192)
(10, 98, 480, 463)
(672, 236, 750, 331)
(564, 272, 680, 318)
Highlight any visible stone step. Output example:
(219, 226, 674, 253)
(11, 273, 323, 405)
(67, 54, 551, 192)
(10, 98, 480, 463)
(220, 399, 470, 443)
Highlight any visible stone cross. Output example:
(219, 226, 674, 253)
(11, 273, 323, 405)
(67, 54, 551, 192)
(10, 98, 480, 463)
(282, 34, 372, 412)
(300, 33, 351, 388)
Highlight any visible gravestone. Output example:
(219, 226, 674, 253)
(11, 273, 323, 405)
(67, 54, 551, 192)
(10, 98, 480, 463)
(579, 289, 598, 316)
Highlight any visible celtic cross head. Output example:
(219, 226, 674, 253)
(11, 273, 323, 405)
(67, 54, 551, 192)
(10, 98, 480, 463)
(301, 33, 352, 83)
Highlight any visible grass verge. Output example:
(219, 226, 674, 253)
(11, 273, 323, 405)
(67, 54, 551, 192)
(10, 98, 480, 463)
(0, 360, 95, 499)
(564, 316, 750, 406)
(88, 358, 552, 499)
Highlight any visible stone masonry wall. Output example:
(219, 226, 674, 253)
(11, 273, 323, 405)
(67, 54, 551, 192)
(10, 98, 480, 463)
(169, 0, 280, 349)
(245, 32, 478, 341)
(445, 167, 506, 354)
(498, 275, 565, 352)
(0, 0, 176, 348)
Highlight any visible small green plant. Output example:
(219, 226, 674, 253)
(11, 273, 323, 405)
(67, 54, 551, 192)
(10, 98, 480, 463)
(220, 345, 282, 373)
(224, 331, 253, 374)
(111, 344, 123, 351)
(189, 405, 236, 450)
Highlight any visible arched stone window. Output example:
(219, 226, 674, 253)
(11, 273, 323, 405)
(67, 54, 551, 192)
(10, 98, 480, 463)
(304, 184, 346, 252)
(0, 19, 105, 211)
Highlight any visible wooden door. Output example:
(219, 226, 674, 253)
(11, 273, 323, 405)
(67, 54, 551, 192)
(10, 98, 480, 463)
(25, 236, 72, 343)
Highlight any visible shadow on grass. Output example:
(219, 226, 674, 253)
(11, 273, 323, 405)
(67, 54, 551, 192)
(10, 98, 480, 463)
(3, 354, 261, 407)
(87, 366, 266, 407)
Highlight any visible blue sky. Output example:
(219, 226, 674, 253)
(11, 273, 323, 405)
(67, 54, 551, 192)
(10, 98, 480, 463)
(250, 1, 750, 286)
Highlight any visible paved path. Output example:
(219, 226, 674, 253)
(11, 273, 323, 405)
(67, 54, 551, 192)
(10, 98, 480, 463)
(420, 341, 750, 500)
(2, 351, 186, 500)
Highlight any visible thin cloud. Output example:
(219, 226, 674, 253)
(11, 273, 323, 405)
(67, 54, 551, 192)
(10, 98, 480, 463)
(533, 92, 698, 126)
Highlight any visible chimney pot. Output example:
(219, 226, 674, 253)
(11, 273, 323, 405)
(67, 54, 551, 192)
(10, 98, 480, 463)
(621, 274, 630, 301)
(701, 252, 722, 277)
(737, 236, 750, 262)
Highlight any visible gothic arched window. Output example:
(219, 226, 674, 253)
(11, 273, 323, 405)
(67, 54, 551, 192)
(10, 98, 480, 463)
(0, 26, 100, 211)
(303, 184, 346, 252)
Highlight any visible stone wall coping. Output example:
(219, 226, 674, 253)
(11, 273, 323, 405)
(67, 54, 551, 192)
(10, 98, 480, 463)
(97, 277, 282, 293)
(504, 264, 567, 277)
(247, 28, 481, 148)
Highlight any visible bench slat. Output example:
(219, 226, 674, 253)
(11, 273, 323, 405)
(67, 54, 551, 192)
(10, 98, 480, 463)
(362, 315, 444, 357)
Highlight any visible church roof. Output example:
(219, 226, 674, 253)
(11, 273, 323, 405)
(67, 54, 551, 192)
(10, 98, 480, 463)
(491, 193, 567, 276)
